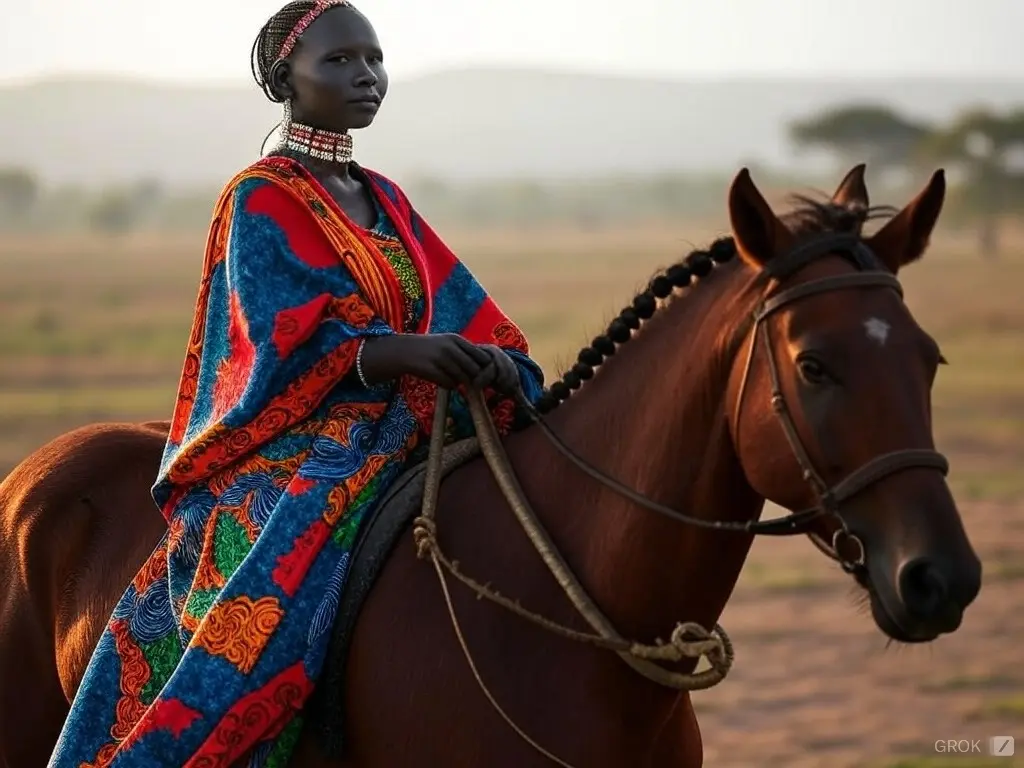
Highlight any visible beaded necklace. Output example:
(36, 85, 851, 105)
(283, 122, 353, 164)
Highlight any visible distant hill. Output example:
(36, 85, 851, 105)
(2, 68, 1024, 187)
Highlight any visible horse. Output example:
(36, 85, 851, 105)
(0, 166, 981, 767)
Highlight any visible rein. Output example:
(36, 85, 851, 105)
(413, 390, 733, 767)
(411, 231, 950, 766)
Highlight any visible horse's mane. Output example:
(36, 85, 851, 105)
(536, 194, 898, 412)
(780, 194, 898, 236)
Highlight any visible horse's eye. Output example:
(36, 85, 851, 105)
(797, 355, 829, 384)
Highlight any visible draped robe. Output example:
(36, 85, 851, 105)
(49, 156, 544, 768)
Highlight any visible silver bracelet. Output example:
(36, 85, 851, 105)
(355, 338, 371, 388)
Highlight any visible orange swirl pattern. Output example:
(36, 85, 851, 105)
(192, 595, 284, 675)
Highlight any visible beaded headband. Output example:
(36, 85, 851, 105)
(277, 0, 350, 61)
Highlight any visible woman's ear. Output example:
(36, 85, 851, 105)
(268, 59, 295, 103)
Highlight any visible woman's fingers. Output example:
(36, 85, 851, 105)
(497, 357, 520, 394)
(473, 361, 498, 389)
(452, 336, 493, 367)
(441, 344, 486, 384)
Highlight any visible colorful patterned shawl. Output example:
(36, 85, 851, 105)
(49, 156, 544, 767)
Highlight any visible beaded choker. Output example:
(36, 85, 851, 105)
(283, 122, 353, 164)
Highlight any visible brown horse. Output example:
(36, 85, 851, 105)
(0, 166, 981, 768)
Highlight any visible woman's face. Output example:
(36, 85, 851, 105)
(273, 6, 388, 132)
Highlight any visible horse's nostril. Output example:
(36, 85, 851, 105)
(898, 557, 950, 618)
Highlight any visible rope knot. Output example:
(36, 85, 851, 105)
(668, 622, 727, 661)
(622, 621, 735, 690)
(412, 515, 437, 560)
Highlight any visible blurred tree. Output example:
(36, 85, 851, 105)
(917, 107, 1024, 259)
(134, 178, 165, 207)
(0, 167, 40, 226)
(87, 188, 140, 235)
(788, 104, 934, 182)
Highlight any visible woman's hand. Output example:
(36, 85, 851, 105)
(359, 335, 521, 395)
(359, 334, 492, 389)
(471, 344, 521, 396)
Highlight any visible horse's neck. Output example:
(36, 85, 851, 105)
(517, 265, 765, 641)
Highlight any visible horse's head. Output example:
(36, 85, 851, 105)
(725, 165, 981, 643)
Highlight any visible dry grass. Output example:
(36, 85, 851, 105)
(1, 216, 1022, 766)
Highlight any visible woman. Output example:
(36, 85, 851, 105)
(48, 2, 545, 765)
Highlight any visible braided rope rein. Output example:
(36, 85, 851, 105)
(412, 387, 735, 766)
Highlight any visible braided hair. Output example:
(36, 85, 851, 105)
(251, 1, 320, 102)
(251, 1, 358, 101)
(534, 237, 737, 413)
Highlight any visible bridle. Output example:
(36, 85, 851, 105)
(408, 230, 953, 765)
(521, 232, 950, 573)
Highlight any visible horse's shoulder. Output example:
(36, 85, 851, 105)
(1, 421, 166, 512)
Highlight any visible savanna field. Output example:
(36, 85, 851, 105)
(1, 215, 1022, 767)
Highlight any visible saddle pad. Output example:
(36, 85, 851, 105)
(306, 435, 483, 756)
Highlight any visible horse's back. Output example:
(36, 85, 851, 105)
(0, 421, 168, 767)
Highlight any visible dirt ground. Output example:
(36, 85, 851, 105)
(694, 500, 1024, 768)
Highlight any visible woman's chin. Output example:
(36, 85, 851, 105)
(339, 108, 378, 132)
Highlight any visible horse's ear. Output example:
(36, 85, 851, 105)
(727, 168, 791, 268)
(832, 163, 869, 210)
(866, 169, 945, 273)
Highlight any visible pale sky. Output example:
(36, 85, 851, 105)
(3, 0, 1023, 84)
